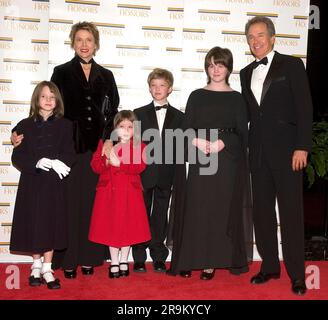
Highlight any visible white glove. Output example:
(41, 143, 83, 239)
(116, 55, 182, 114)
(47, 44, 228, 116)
(36, 158, 53, 171)
(51, 159, 71, 179)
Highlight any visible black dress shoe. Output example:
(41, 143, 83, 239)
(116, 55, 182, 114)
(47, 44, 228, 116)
(64, 269, 77, 279)
(81, 266, 94, 275)
(250, 272, 280, 284)
(200, 269, 215, 280)
(29, 275, 42, 287)
(180, 270, 192, 278)
(109, 265, 120, 279)
(153, 261, 166, 273)
(291, 279, 307, 295)
(133, 262, 146, 273)
(119, 263, 130, 277)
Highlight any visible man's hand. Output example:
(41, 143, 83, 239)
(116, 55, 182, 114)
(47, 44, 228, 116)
(292, 150, 308, 171)
(11, 131, 24, 147)
(102, 139, 113, 158)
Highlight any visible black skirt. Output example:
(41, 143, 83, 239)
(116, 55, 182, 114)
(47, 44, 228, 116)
(52, 151, 108, 269)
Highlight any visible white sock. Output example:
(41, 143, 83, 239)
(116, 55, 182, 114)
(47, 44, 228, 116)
(31, 258, 42, 277)
(42, 262, 52, 273)
(109, 247, 119, 272)
(120, 246, 130, 270)
(41, 263, 55, 282)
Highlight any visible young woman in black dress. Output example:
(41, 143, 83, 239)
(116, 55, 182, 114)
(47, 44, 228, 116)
(168, 47, 253, 280)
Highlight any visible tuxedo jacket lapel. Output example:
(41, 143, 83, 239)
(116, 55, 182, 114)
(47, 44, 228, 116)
(146, 103, 159, 131)
(245, 62, 260, 107)
(162, 105, 175, 131)
(260, 52, 283, 104)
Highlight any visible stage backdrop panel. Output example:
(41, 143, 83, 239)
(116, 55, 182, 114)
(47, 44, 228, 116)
(0, 0, 311, 262)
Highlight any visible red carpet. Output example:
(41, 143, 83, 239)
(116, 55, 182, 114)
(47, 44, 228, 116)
(0, 261, 327, 300)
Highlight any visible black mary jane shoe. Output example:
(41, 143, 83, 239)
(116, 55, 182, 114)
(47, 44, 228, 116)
(119, 263, 130, 277)
(64, 269, 77, 279)
(29, 266, 42, 286)
(81, 266, 94, 275)
(29, 275, 42, 287)
(109, 265, 120, 279)
(42, 271, 61, 289)
(200, 269, 215, 280)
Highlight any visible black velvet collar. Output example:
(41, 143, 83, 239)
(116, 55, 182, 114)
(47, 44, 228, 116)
(35, 114, 56, 123)
(76, 55, 94, 65)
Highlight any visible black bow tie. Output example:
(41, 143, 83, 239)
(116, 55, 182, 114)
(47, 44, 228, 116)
(253, 57, 268, 69)
(155, 104, 168, 111)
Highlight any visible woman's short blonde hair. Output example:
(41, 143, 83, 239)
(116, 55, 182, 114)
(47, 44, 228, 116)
(69, 21, 100, 54)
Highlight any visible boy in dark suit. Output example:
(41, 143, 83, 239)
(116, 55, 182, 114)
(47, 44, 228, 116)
(240, 16, 313, 295)
(132, 68, 184, 273)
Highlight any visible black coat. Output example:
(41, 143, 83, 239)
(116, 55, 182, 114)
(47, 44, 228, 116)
(10, 116, 76, 253)
(51, 56, 119, 153)
(240, 52, 313, 171)
(133, 103, 184, 189)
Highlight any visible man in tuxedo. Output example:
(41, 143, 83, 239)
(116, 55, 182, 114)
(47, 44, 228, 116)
(132, 68, 184, 273)
(240, 16, 313, 295)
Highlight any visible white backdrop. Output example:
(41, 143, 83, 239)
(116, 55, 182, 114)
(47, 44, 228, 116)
(0, 0, 311, 262)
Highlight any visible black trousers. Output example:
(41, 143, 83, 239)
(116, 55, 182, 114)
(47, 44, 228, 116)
(132, 186, 171, 263)
(251, 159, 305, 280)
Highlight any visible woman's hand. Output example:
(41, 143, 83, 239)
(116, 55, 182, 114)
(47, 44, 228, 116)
(101, 139, 113, 158)
(109, 148, 120, 167)
(192, 138, 210, 154)
(11, 131, 24, 147)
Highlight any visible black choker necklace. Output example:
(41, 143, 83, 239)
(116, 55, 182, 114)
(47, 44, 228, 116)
(77, 56, 93, 65)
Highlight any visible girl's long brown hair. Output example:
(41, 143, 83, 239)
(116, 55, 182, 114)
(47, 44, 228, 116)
(29, 81, 64, 120)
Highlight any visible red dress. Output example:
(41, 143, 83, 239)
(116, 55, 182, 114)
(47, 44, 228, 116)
(89, 140, 151, 247)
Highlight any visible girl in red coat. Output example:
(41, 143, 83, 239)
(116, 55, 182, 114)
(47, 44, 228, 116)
(89, 110, 151, 278)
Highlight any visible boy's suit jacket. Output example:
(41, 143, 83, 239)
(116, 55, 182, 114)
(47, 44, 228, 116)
(134, 103, 184, 189)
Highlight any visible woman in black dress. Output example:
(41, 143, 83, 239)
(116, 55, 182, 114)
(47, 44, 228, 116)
(49, 22, 119, 278)
(168, 47, 253, 279)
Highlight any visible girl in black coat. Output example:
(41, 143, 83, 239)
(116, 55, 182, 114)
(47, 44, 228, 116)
(10, 81, 76, 289)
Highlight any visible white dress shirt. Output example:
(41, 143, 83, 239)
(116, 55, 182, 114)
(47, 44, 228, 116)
(251, 50, 275, 105)
(154, 101, 168, 136)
